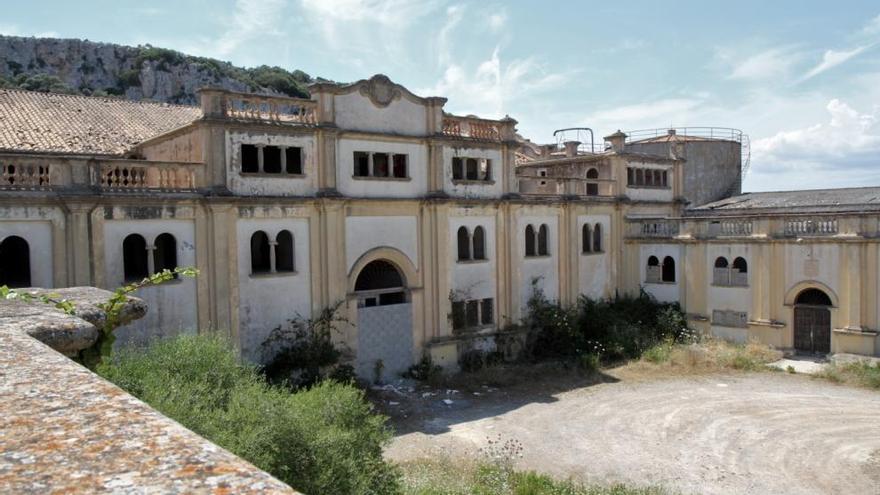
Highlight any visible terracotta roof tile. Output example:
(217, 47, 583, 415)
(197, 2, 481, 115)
(0, 89, 201, 156)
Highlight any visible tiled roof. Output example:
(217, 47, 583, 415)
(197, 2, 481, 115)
(0, 89, 201, 156)
(689, 186, 880, 214)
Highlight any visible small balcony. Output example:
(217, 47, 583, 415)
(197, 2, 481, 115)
(200, 88, 317, 125)
(518, 176, 617, 198)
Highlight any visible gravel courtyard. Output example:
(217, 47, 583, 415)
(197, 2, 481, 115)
(384, 371, 880, 495)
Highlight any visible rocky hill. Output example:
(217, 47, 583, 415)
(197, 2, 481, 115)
(0, 35, 320, 104)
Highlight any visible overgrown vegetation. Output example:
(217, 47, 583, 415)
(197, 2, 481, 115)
(634, 338, 782, 372)
(260, 301, 355, 389)
(0, 73, 76, 93)
(523, 282, 694, 365)
(816, 360, 880, 389)
(99, 335, 401, 494)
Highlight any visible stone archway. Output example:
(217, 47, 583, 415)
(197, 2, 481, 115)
(793, 288, 832, 355)
(349, 250, 417, 382)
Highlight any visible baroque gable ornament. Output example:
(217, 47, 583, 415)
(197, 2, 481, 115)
(359, 75, 402, 108)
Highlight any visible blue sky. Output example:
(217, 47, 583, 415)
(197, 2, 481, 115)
(4, 0, 880, 192)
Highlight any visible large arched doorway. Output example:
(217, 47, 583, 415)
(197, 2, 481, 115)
(353, 259, 413, 381)
(0, 235, 31, 288)
(793, 288, 832, 354)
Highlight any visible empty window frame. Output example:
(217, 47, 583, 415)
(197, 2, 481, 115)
(241, 144, 259, 173)
(240, 144, 304, 175)
(153, 233, 178, 277)
(123, 234, 149, 282)
(592, 223, 602, 252)
(457, 226, 487, 261)
(713, 256, 748, 287)
(451, 297, 495, 331)
(352, 151, 408, 179)
(713, 257, 730, 285)
(0, 235, 31, 288)
(525, 224, 537, 257)
(732, 257, 748, 286)
(263, 146, 282, 173)
(250, 231, 271, 274)
(275, 230, 295, 272)
(286, 147, 303, 174)
(627, 167, 671, 188)
(525, 224, 549, 257)
(472, 226, 486, 260)
(457, 226, 471, 261)
(646, 255, 661, 283)
(662, 256, 676, 282)
(586, 168, 599, 196)
(452, 156, 492, 181)
(452, 157, 464, 180)
(582, 224, 592, 253)
(537, 224, 549, 256)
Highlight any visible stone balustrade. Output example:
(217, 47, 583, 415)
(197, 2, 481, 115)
(783, 217, 839, 237)
(0, 158, 59, 190)
(442, 115, 511, 141)
(224, 92, 317, 124)
(628, 219, 680, 238)
(97, 160, 202, 191)
(518, 176, 617, 197)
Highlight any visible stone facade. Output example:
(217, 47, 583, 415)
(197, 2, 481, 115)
(0, 73, 876, 374)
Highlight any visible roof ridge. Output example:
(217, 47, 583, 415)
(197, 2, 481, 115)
(0, 88, 199, 110)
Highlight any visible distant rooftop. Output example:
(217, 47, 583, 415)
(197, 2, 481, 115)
(0, 89, 201, 156)
(689, 186, 880, 214)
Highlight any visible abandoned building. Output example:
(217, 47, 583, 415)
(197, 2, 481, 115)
(0, 74, 877, 379)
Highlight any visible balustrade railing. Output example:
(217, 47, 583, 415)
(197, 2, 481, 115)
(518, 176, 616, 197)
(783, 218, 838, 237)
(442, 115, 504, 141)
(711, 220, 753, 236)
(224, 92, 317, 124)
(628, 219, 680, 238)
(96, 161, 201, 191)
(0, 162, 53, 189)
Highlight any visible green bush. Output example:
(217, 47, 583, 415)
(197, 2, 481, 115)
(99, 335, 401, 494)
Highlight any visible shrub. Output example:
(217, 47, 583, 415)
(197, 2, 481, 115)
(404, 353, 444, 382)
(99, 335, 401, 494)
(817, 361, 880, 389)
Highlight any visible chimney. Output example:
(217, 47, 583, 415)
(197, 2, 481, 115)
(563, 141, 581, 157)
(604, 130, 627, 152)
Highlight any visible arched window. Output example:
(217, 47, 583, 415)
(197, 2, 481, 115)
(713, 257, 729, 285)
(123, 234, 149, 282)
(275, 230, 295, 272)
(538, 224, 549, 255)
(0, 235, 31, 288)
(457, 226, 471, 261)
(582, 224, 592, 253)
(525, 224, 536, 257)
(250, 231, 271, 274)
(592, 223, 602, 252)
(732, 257, 747, 273)
(662, 256, 676, 282)
(795, 288, 832, 306)
(355, 259, 406, 306)
(646, 255, 660, 283)
(153, 233, 178, 278)
(472, 226, 486, 260)
(586, 168, 599, 196)
(732, 257, 748, 286)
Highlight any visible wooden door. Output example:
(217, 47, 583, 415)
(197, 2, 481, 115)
(794, 306, 831, 354)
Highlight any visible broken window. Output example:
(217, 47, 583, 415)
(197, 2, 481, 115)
(0, 235, 31, 288)
(472, 226, 486, 260)
(123, 233, 149, 282)
(538, 224, 549, 256)
(373, 153, 389, 177)
(457, 226, 471, 261)
(354, 152, 370, 177)
(153, 233, 178, 278)
(286, 147, 303, 174)
(466, 300, 480, 328)
(452, 157, 464, 180)
(481, 298, 494, 325)
(393, 154, 407, 178)
(241, 144, 259, 173)
(355, 259, 407, 307)
(525, 224, 536, 257)
(276, 230, 294, 272)
(250, 231, 271, 274)
(451, 301, 466, 330)
(263, 146, 282, 173)
(465, 158, 478, 180)
(480, 159, 491, 180)
(586, 168, 599, 196)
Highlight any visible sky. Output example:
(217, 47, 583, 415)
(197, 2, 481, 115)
(3, 0, 880, 192)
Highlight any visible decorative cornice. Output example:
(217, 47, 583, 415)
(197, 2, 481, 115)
(309, 74, 447, 108)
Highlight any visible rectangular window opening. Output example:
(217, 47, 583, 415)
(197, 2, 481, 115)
(354, 152, 370, 177)
(480, 159, 491, 181)
(263, 146, 281, 173)
(241, 144, 259, 173)
(286, 147, 303, 174)
(452, 157, 463, 180)
(465, 300, 480, 328)
(392, 154, 407, 178)
(480, 298, 494, 325)
(373, 153, 389, 177)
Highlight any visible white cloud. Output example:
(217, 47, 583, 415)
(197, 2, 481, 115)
(800, 44, 874, 81)
(488, 11, 507, 33)
(727, 47, 801, 81)
(860, 13, 880, 36)
(419, 46, 571, 118)
(0, 24, 21, 36)
(583, 98, 706, 132)
(215, 0, 287, 56)
(436, 5, 464, 66)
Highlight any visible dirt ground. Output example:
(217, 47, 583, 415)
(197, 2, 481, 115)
(379, 367, 880, 495)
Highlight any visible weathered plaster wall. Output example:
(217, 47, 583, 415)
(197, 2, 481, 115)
(333, 93, 427, 136)
(235, 216, 312, 362)
(0, 219, 54, 288)
(140, 128, 202, 162)
(226, 131, 318, 196)
(707, 243, 753, 343)
(624, 162, 675, 202)
(103, 219, 198, 347)
(516, 212, 560, 315)
(577, 214, 611, 300)
(783, 243, 841, 299)
(345, 215, 419, 273)
(448, 213, 497, 304)
(639, 243, 681, 303)
(336, 139, 428, 198)
(442, 146, 504, 198)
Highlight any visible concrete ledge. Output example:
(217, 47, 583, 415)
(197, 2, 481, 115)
(0, 288, 297, 494)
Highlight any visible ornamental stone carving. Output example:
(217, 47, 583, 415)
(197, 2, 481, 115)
(359, 75, 402, 108)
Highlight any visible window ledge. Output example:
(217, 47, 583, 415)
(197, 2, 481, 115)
(456, 258, 490, 265)
(240, 173, 306, 179)
(451, 179, 495, 185)
(645, 280, 676, 285)
(711, 283, 749, 288)
(351, 175, 411, 182)
(627, 185, 671, 190)
(452, 323, 496, 334)
(524, 254, 552, 259)
(581, 251, 605, 256)
(249, 271, 298, 279)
